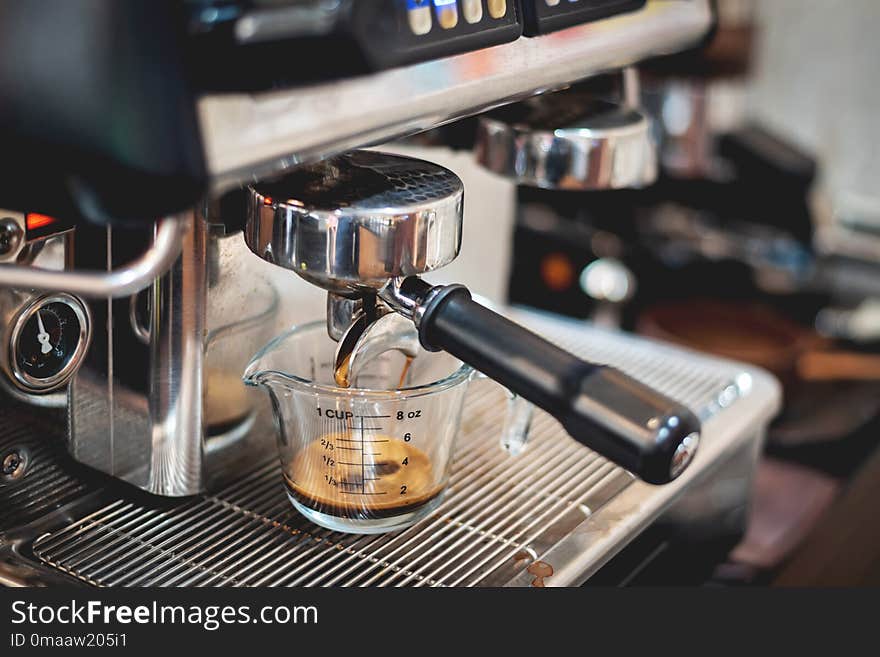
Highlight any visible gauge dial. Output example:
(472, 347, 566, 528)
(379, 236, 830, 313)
(10, 294, 90, 392)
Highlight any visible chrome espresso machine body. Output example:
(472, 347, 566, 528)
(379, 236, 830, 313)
(0, 1, 779, 586)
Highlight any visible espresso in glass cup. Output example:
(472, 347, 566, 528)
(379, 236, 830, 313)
(244, 321, 531, 534)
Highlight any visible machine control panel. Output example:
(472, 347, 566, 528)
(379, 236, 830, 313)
(188, 0, 653, 89)
(188, 0, 522, 89)
(520, 0, 646, 36)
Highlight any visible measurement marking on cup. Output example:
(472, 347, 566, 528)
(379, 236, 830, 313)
(335, 438, 389, 443)
(340, 491, 387, 495)
(360, 416, 366, 494)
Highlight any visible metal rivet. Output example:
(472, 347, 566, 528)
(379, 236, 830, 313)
(1, 449, 28, 481)
(0, 217, 23, 256)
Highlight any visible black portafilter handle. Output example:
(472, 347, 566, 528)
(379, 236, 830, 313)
(400, 279, 701, 484)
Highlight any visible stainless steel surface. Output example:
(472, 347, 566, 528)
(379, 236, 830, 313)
(0, 404, 90, 535)
(641, 78, 718, 179)
(246, 151, 464, 295)
(475, 96, 657, 190)
(622, 66, 641, 109)
(1, 287, 40, 401)
(200, 0, 713, 191)
(0, 215, 23, 258)
(327, 293, 367, 341)
(0, 238, 72, 407)
(1, 310, 780, 586)
(0, 215, 185, 298)
(377, 276, 431, 325)
(7, 293, 90, 393)
(68, 213, 282, 496)
(336, 311, 421, 388)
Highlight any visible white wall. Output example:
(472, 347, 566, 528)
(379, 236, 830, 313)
(747, 0, 880, 205)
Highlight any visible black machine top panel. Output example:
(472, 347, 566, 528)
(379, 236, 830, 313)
(187, 0, 522, 90)
(520, 0, 647, 36)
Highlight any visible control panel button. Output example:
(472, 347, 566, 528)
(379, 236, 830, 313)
(521, 0, 646, 36)
(434, 0, 459, 29)
(488, 0, 508, 19)
(407, 1, 433, 35)
(462, 0, 483, 24)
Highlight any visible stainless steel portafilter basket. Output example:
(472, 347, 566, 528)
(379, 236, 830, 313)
(475, 94, 657, 190)
(245, 150, 463, 296)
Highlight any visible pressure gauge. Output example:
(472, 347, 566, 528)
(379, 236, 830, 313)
(8, 293, 90, 393)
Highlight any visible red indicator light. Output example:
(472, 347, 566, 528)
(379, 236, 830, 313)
(540, 252, 575, 291)
(26, 213, 57, 230)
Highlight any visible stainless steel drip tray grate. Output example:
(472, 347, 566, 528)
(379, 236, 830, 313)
(29, 311, 775, 587)
(33, 394, 631, 587)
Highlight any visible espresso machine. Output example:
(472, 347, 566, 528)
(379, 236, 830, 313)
(0, 1, 779, 586)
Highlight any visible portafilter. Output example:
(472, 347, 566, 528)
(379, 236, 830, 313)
(244, 150, 699, 484)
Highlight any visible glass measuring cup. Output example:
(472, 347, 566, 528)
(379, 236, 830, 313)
(243, 320, 532, 534)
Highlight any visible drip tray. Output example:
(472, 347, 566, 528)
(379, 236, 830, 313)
(1, 310, 780, 586)
(32, 391, 632, 587)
